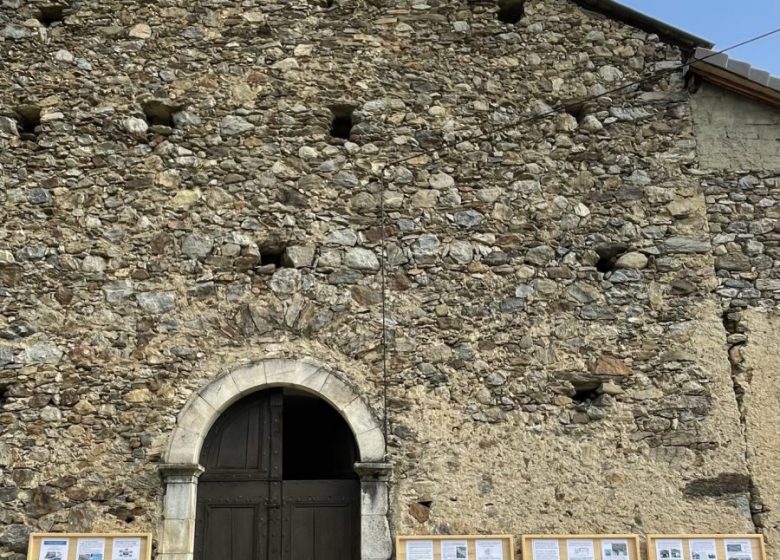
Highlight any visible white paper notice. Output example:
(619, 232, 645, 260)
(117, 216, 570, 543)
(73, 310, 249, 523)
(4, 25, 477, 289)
(77, 538, 106, 560)
(39, 539, 70, 560)
(442, 541, 469, 560)
(690, 540, 718, 560)
(725, 540, 753, 560)
(567, 540, 595, 560)
(602, 540, 630, 560)
(656, 540, 685, 560)
(476, 540, 504, 560)
(111, 538, 142, 560)
(533, 540, 561, 560)
(406, 540, 435, 560)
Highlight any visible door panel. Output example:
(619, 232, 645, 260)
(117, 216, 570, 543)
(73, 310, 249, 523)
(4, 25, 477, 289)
(282, 480, 360, 560)
(195, 481, 269, 560)
(200, 390, 283, 481)
(199, 506, 259, 560)
(288, 507, 314, 560)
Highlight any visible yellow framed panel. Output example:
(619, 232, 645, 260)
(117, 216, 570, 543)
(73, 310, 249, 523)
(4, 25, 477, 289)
(521, 534, 641, 560)
(397, 535, 516, 560)
(647, 534, 766, 560)
(26, 533, 152, 560)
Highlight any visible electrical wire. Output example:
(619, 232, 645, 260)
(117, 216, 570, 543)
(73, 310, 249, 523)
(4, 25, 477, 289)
(379, 140, 390, 456)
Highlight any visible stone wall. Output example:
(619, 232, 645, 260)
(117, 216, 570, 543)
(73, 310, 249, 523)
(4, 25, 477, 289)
(0, 0, 770, 558)
(691, 82, 780, 172)
(692, 75, 780, 560)
(704, 172, 780, 308)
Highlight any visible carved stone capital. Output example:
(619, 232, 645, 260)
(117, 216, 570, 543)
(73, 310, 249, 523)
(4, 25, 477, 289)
(158, 463, 204, 484)
(354, 461, 392, 481)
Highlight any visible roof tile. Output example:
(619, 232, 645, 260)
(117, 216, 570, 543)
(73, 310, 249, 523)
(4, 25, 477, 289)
(748, 69, 771, 87)
(726, 59, 752, 79)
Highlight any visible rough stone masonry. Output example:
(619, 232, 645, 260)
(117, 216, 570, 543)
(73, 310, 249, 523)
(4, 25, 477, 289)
(1, 0, 780, 558)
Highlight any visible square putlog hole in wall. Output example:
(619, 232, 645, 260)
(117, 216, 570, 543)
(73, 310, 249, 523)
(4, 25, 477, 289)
(0, 384, 9, 410)
(497, 0, 525, 24)
(571, 381, 602, 404)
(329, 105, 355, 140)
(37, 4, 66, 26)
(595, 242, 629, 273)
(258, 238, 293, 270)
(141, 99, 183, 129)
(565, 101, 598, 125)
(14, 105, 42, 140)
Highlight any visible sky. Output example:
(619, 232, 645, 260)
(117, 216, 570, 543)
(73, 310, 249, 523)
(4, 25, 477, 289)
(619, 0, 780, 75)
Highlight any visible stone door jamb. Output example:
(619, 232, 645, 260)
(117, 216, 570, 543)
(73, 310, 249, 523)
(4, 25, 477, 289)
(157, 359, 392, 560)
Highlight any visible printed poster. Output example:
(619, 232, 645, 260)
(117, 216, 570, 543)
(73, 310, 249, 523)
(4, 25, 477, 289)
(725, 540, 753, 560)
(602, 540, 630, 560)
(407, 540, 435, 560)
(567, 540, 596, 560)
(476, 540, 504, 560)
(656, 540, 685, 560)
(690, 540, 718, 560)
(39, 539, 70, 560)
(533, 540, 561, 560)
(111, 538, 142, 560)
(77, 538, 106, 560)
(442, 540, 469, 560)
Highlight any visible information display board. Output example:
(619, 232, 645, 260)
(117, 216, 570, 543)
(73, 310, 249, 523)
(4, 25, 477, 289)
(521, 534, 641, 560)
(647, 534, 765, 560)
(397, 535, 516, 560)
(27, 533, 152, 560)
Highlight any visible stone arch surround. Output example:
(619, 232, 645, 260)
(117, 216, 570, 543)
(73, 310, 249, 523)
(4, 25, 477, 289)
(157, 358, 392, 560)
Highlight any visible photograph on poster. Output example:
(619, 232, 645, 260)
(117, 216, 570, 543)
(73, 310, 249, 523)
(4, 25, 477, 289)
(567, 540, 595, 560)
(77, 538, 106, 560)
(406, 540, 435, 560)
(601, 540, 630, 560)
(475, 540, 504, 560)
(690, 540, 718, 560)
(533, 540, 561, 560)
(725, 540, 753, 560)
(442, 540, 469, 560)
(39, 539, 70, 560)
(656, 540, 684, 560)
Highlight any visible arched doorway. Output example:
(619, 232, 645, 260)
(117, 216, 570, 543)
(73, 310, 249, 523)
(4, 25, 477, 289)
(157, 359, 392, 560)
(194, 389, 360, 560)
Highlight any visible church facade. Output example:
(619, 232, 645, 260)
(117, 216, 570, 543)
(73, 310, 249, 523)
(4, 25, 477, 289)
(2, 0, 780, 559)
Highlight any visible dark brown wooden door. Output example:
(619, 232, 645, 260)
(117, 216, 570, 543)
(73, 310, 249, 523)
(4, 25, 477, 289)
(282, 480, 360, 560)
(194, 389, 359, 560)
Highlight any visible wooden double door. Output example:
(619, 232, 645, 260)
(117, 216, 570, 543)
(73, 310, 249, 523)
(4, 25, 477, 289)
(194, 390, 360, 560)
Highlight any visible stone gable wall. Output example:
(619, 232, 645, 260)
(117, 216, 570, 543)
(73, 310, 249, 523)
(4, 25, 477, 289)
(0, 0, 773, 558)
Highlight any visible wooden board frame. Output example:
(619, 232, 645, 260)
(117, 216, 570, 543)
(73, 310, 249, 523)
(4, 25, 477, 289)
(26, 533, 152, 560)
(647, 534, 766, 560)
(397, 535, 516, 560)
(521, 534, 642, 560)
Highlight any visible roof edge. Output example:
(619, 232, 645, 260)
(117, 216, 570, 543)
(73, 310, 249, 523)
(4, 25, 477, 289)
(690, 48, 780, 110)
(571, 0, 714, 52)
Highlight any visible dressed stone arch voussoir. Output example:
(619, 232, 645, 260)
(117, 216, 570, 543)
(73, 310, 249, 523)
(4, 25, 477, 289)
(158, 358, 392, 560)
